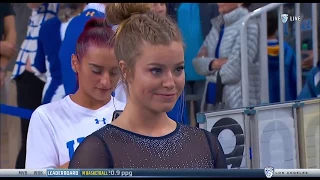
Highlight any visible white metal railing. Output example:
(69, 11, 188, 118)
(312, 3, 318, 67)
(240, 3, 286, 107)
(278, 5, 285, 102)
(240, 3, 318, 107)
(295, 3, 302, 95)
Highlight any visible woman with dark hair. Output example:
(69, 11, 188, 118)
(59, 3, 108, 96)
(26, 18, 125, 169)
(32, 3, 86, 104)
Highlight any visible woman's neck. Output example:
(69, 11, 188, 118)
(70, 89, 111, 110)
(115, 97, 175, 137)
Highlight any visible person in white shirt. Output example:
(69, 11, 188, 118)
(25, 17, 125, 169)
(12, 3, 59, 169)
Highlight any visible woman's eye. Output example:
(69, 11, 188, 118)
(175, 66, 184, 72)
(92, 68, 102, 74)
(150, 67, 162, 75)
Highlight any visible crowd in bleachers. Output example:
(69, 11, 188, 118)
(0, 3, 319, 169)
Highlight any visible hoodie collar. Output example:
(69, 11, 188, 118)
(83, 3, 105, 14)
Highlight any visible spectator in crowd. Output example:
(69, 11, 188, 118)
(301, 39, 314, 71)
(0, 3, 16, 86)
(167, 3, 219, 125)
(59, 3, 107, 96)
(266, 11, 297, 103)
(69, 3, 227, 169)
(298, 26, 320, 99)
(151, 3, 166, 16)
(193, 3, 260, 110)
(298, 60, 320, 99)
(26, 18, 125, 169)
(32, 3, 86, 104)
(11, 3, 59, 169)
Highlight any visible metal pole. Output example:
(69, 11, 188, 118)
(240, 22, 249, 107)
(312, 3, 318, 67)
(278, 6, 286, 102)
(295, 3, 302, 95)
(259, 11, 269, 104)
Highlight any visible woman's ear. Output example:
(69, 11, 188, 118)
(71, 54, 79, 73)
(119, 60, 130, 83)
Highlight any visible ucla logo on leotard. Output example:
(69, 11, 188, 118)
(95, 118, 107, 124)
(66, 137, 85, 159)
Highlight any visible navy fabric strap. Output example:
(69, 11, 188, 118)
(207, 24, 225, 105)
(215, 24, 225, 59)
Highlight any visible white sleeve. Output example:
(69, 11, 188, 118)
(25, 109, 59, 169)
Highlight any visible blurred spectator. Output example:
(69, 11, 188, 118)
(298, 60, 320, 99)
(59, 3, 106, 95)
(0, 3, 16, 86)
(151, 3, 166, 16)
(298, 26, 320, 99)
(33, 3, 86, 104)
(11, 3, 59, 169)
(7, 4, 31, 72)
(301, 42, 314, 70)
(266, 10, 297, 103)
(167, 3, 219, 125)
(193, 3, 260, 110)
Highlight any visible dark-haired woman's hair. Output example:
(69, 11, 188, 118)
(74, 18, 115, 88)
(75, 18, 114, 61)
(58, 3, 85, 22)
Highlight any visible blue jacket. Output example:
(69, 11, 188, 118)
(267, 40, 297, 103)
(34, 17, 62, 80)
(298, 62, 320, 100)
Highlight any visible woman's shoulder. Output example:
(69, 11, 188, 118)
(32, 96, 69, 119)
(180, 124, 212, 137)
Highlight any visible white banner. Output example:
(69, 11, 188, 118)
(298, 99, 320, 168)
(253, 103, 299, 169)
(199, 109, 250, 169)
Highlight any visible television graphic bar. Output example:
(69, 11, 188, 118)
(0, 169, 317, 178)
